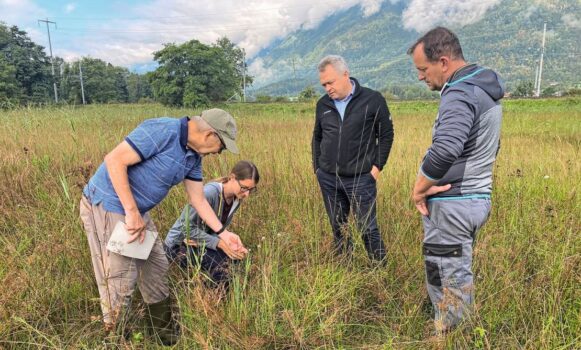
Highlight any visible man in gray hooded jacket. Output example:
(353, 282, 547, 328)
(407, 27, 504, 333)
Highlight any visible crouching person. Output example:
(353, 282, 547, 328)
(165, 160, 259, 291)
(79, 109, 241, 345)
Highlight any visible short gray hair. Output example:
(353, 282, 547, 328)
(318, 55, 349, 74)
(191, 115, 212, 132)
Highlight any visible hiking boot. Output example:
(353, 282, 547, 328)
(146, 297, 179, 346)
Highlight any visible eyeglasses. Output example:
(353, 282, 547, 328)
(236, 178, 257, 194)
(213, 132, 226, 154)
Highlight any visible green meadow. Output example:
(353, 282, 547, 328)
(0, 98, 579, 349)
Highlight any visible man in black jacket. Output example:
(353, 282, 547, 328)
(312, 55, 394, 262)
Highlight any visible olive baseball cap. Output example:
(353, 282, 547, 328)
(200, 108, 239, 154)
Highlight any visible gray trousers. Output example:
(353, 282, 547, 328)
(79, 196, 170, 324)
(422, 198, 491, 331)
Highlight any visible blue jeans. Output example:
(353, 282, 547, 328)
(165, 243, 233, 290)
(316, 169, 386, 262)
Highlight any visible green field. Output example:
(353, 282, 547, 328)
(0, 98, 579, 349)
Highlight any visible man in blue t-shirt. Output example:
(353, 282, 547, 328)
(79, 108, 246, 344)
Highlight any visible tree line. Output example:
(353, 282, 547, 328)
(2, 21, 577, 109)
(0, 23, 250, 108)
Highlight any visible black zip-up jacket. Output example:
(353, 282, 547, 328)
(312, 78, 394, 177)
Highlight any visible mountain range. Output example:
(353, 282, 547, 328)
(247, 0, 580, 97)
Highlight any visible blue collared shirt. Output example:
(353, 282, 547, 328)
(83, 117, 202, 215)
(333, 80, 355, 120)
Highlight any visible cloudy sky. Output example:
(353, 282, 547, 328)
(1, 0, 507, 72)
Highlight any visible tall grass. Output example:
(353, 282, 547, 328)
(0, 98, 579, 349)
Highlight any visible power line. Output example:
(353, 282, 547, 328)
(50, 17, 341, 34)
(49, 21, 574, 35)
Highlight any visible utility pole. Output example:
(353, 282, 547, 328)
(242, 50, 246, 103)
(535, 21, 547, 97)
(38, 18, 58, 103)
(291, 57, 299, 99)
(534, 64, 539, 94)
(79, 61, 86, 105)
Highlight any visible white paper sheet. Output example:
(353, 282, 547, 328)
(106, 221, 157, 260)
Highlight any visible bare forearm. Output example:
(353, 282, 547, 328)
(105, 155, 139, 214)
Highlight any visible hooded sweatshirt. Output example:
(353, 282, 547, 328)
(421, 64, 504, 199)
(164, 182, 240, 250)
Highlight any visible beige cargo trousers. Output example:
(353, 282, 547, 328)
(79, 195, 170, 325)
